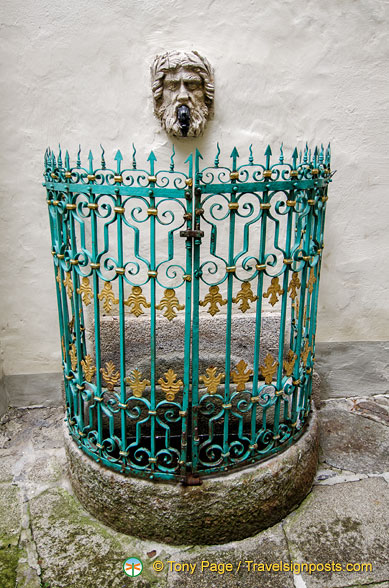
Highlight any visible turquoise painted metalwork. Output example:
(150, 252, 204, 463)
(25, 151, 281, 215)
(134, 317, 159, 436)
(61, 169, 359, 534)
(43, 143, 333, 482)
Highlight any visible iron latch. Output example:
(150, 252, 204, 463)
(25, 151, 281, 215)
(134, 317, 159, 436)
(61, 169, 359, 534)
(180, 229, 204, 238)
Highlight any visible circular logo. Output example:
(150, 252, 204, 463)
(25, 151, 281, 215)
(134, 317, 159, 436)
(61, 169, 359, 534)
(123, 557, 143, 577)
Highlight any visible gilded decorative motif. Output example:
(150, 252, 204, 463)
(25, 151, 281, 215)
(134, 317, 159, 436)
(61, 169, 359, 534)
(126, 369, 150, 398)
(101, 361, 121, 391)
(231, 360, 253, 392)
(287, 272, 301, 301)
(232, 281, 258, 313)
(81, 355, 96, 383)
(68, 316, 75, 334)
(199, 285, 227, 316)
(307, 268, 317, 294)
(56, 267, 61, 286)
(69, 343, 78, 371)
(98, 281, 119, 313)
(124, 286, 151, 317)
(263, 277, 284, 306)
(77, 277, 93, 306)
(292, 299, 300, 318)
(260, 353, 279, 385)
(301, 340, 312, 366)
(283, 350, 297, 377)
(158, 369, 183, 402)
(63, 272, 73, 299)
(61, 336, 66, 358)
(199, 367, 225, 394)
(156, 289, 184, 321)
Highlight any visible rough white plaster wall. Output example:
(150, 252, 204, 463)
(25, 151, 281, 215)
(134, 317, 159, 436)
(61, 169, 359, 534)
(0, 0, 388, 375)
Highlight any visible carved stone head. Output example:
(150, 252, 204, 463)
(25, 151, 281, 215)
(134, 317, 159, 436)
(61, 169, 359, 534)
(151, 50, 214, 138)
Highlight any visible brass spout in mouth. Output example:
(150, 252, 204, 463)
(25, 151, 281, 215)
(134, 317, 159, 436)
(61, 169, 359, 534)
(177, 105, 190, 137)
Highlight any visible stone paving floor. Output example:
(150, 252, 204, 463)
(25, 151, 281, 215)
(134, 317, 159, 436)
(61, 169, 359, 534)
(0, 342, 388, 588)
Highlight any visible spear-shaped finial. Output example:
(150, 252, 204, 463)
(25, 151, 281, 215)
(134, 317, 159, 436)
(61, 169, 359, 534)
(325, 143, 331, 166)
(279, 143, 284, 164)
(100, 144, 106, 169)
(147, 150, 157, 176)
(77, 145, 81, 168)
(214, 142, 220, 168)
(65, 150, 70, 171)
(184, 152, 193, 180)
(248, 144, 254, 165)
(319, 144, 324, 164)
(292, 147, 298, 170)
(44, 148, 48, 169)
(132, 143, 137, 169)
(58, 144, 62, 167)
(230, 146, 239, 172)
(303, 143, 308, 164)
(170, 144, 175, 172)
(88, 150, 94, 174)
(313, 146, 318, 168)
(195, 148, 203, 176)
(264, 144, 272, 170)
(114, 149, 123, 174)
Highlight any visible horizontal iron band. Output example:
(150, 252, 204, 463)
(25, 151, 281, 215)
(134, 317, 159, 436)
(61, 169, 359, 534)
(57, 253, 65, 259)
(148, 175, 157, 183)
(251, 396, 260, 403)
(179, 460, 186, 465)
(149, 457, 157, 463)
(76, 384, 85, 391)
(221, 452, 230, 458)
(147, 208, 158, 216)
(183, 274, 192, 281)
(290, 170, 299, 177)
(115, 267, 125, 275)
(179, 410, 187, 416)
(263, 170, 272, 178)
(66, 203, 77, 210)
(64, 171, 72, 179)
(291, 421, 298, 427)
(275, 390, 283, 396)
(78, 431, 86, 437)
(286, 200, 296, 206)
(90, 262, 100, 269)
(230, 171, 239, 180)
(68, 419, 76, 425)
(311, 168, 319, 175)
(94, 396, 103, 403)
(260, 203, 271, 210)
(118, 402, 128, 409)
(114, 175, 122, 183)
(114, 206, 125, 214)
(65, 374, 73, 380)
(50, 173, 58, 180)
(222, 403, 232, 409)
(96, 442, 103, 448)
(292, 379, 301, 385)
(307, 199, 316, 205)
(119, 451, 129, 457)
(195, 208, 204, 216)
(148, 270, 157, 278)
(302, 255, 311, 261)
(283, 258, 293, 265)
(87, 202, 98, 210)
(70, 259, 79, 265)
(249, 443, 258, 450)
(256, 264, 266, 271)
(185, 178, 193, 187)
(148, 410, 157, 415)
(273, 435, 280, 440)
(87, 174, 96, 181)
(226, 266, 235, 273)
(228, 202, 239, 210)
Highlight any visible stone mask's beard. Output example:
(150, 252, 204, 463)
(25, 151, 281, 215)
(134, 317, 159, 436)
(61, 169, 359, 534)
(156, 100, 209, 137)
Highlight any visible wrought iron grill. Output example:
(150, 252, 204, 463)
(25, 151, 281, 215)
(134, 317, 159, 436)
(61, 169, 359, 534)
(43, 143, 332, 482)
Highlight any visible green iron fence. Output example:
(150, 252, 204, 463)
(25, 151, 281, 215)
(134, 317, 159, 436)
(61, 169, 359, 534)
(43, 143, 332, 483)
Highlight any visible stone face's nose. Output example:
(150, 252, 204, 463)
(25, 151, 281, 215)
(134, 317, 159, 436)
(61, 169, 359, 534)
(177, 104, 190, 137)
(177, 80, 189, 104)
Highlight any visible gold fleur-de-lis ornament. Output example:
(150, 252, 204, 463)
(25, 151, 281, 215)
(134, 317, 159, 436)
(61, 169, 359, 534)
(233, 281, 258, 313)
(199, 367, 225, 394)
(125, 369, 150, 398)
(199, 285, 227, 316)
(260, 353, 278, 385)
(263, 277, 284, 306)
(124, 286, 151, 317)
(156, 289, 184, 321)
(231, 360, 253, 392)
(158, 369, 183, 402)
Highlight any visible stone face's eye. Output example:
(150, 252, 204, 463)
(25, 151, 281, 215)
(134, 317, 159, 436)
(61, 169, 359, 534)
(185, 80, 201, 91)
(165, 80, 179, 91)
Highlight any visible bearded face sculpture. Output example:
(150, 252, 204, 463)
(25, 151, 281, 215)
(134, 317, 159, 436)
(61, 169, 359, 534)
(151, 50, 214, 138)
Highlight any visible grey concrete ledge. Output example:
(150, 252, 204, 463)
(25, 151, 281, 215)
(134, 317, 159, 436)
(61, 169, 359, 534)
(64, 407, 318, 546)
